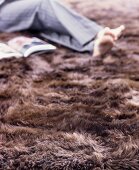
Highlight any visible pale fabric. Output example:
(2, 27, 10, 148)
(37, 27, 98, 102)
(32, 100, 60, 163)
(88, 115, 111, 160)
(0, 0, 4, 5)
(0, 0, 103, 53)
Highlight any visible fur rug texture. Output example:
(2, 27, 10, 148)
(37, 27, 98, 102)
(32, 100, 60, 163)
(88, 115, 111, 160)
(1, 0, 139, 169)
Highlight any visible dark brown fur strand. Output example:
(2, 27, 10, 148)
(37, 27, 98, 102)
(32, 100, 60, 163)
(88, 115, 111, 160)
(1, 0, 139, 169)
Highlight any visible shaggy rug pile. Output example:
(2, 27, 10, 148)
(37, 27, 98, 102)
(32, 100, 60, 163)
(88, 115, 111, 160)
(1, 0, 139, 169)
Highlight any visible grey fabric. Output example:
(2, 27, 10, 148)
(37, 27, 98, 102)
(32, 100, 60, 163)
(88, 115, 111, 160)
(0, 0, 103, 53)
(0, 0, 4, 5)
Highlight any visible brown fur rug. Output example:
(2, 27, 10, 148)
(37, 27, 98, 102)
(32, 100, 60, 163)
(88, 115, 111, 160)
(1, 0, 139, 169)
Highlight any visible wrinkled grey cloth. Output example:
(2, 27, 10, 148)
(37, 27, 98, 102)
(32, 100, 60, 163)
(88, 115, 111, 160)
(0, 0, 4, 4)
(0, 0, 103, 53)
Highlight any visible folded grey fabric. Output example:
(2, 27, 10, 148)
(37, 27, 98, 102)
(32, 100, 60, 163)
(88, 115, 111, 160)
(0, 0, 103, 53)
